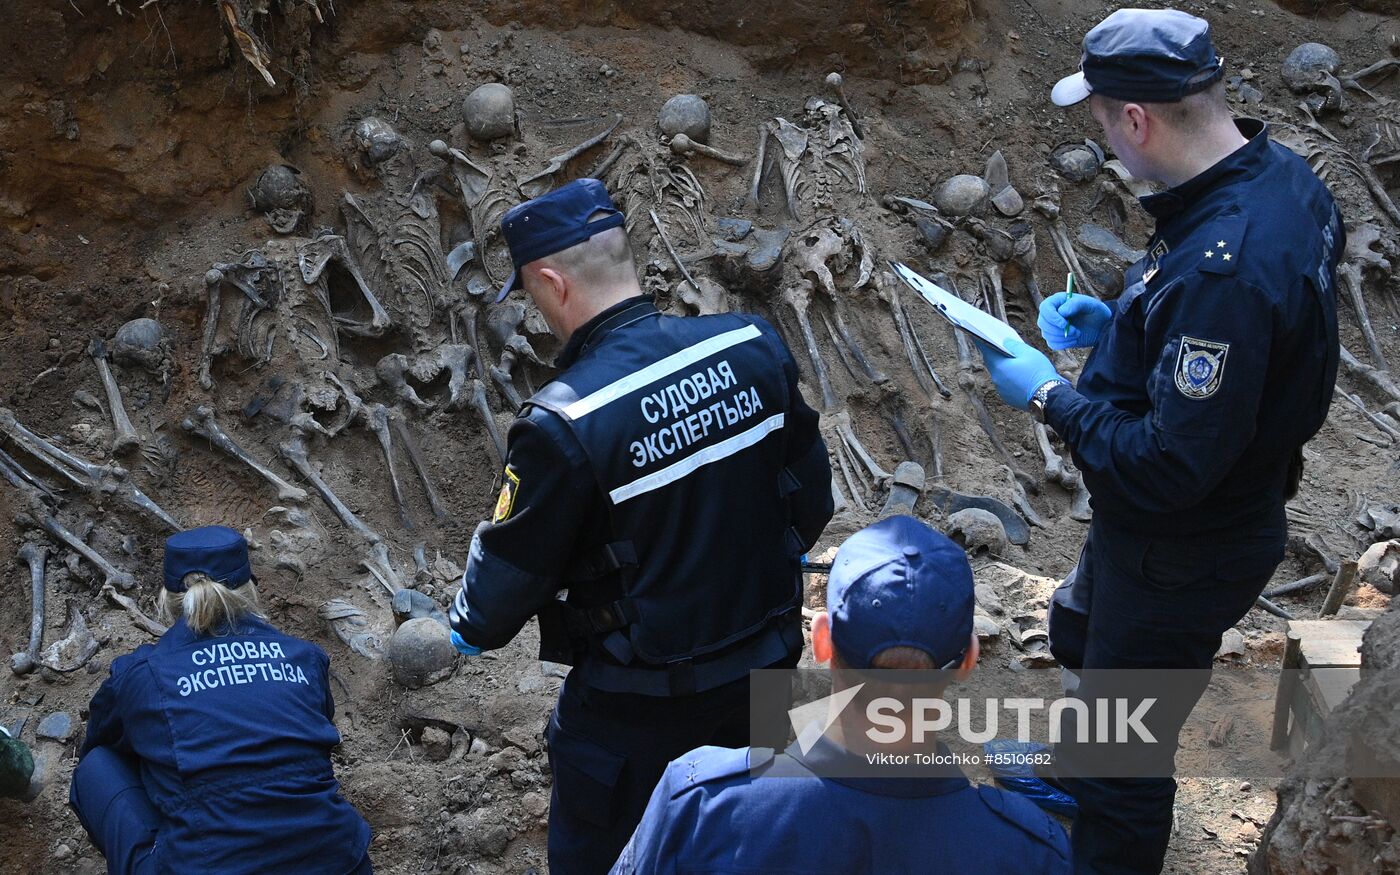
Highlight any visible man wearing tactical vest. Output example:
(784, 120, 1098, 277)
(448, 178, 834, 874)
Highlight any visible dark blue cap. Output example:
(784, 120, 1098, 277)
(163, 526, 253, 593)
(1052, 8, 1223, 107)
(826, 515, 975, 670)
(495, 177, 626, 303)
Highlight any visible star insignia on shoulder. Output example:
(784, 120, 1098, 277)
(1222, 253, 1231, 261)
(1217, 240, 1227, 248)
(1204, 250, 1214, 258)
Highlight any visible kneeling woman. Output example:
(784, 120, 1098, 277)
(70, 526, 371, 874)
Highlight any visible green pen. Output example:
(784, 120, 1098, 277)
(1063, 272, 1074, 340)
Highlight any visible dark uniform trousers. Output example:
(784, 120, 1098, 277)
(1048, 516, 1285, 874)
(546, 646, 801, 875)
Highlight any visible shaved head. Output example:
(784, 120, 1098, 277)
(529, 213, 638, 296)
(519, 210, 643, 341)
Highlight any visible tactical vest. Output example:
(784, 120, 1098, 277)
(525, 307, 806, 696)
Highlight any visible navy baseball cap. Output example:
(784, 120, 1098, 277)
(496, 177, 626, 303)
(827, 515, 975, 670)
(1052, 8, 1224, 107)
(163, 526, 253, 593)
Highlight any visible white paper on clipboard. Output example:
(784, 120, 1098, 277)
(889, 261, 1023, 356)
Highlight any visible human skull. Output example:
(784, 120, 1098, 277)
(247, 164, 310, 234)
(352, 117, 407, 168)
(387, 618, 458, 689)
(945, 508, 1008, 555)
(658, 94, 711, 144)
(111, 318, 170, 376)
(462, 83, 516, 141)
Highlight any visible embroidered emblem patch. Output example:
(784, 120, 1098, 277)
(492, 466, 520, 523)
(1174, 336, 1230, 399)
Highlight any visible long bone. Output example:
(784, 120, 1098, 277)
(783, 279, 839, 411)
(89, 339, 140, 455)
(520, 115, 623, 195)
(279, 434, 382, 544)
(668, 134, 749, 166)
(828, 410, 891, 483)
(470, 379, 507, 466)
(1035, 421, 1093, 522)
(102, 584, 167, 637)
(34, 512, 136, 590)
(198, 269, 224, 390)
(875, 274, 950, 401)
(360, 541, 405, 595)
(181, 405, 307, 503)
(10, 544, 47, 675)
(0, 408, 179, 530)
(825, 303, 888, 385)
(0, 445, 58, 503)
(1340, 345, 1400, 403)
(1010, 227, 1077, 373)
(1337, 261, 1390, 372)
(392, 417, 450, 523)
(365, 403, 414, 530)
(832, 442, 870, 513)
(824, 72, 864, 139)
(300, 223, 393, 337)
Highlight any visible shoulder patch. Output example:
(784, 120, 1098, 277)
(491, 466, 520, 523)
(976, 785, 1069, 849)
(671, 746, 767, 796)
(1174, 336, 1230, 399)
(1197, 214, 1247, 276)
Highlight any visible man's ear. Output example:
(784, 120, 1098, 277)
(536, 266, 569, 307)
(812, 611, 833, 665)
(1124, 103, 1150, 144)
(954, 632, 979, 681)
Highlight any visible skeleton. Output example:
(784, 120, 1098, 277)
(9, 544, 47, 675)
(751, 95, 865, 220)
(606, 135, 709, 243)
(361, 541, 407, 595)
(88, 339, 141, 455)
(0, 407, 179, 532)
(429, 140, 514, 287)
(181, 405, 308, 503)
(1281, 43, 1346, 114)
(197, 250, 285, 389)
(875, 271, 951, 402)
(825, 410, 891, 487)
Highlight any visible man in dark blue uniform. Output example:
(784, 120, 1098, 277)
(973, 9, 1342, 873)
(448, 178, 834, 874)
(611, 515, 1071, 874)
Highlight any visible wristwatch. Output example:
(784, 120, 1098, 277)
(1028, 379, 1069, 424)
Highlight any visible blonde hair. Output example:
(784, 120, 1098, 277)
(158, 574, 265, 635)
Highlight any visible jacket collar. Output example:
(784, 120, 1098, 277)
(1139, 118, 1268, 220)
(555, 296, 658, 369)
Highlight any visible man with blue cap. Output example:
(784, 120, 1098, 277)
(447, 178, 834, 873)
(69, 526, 372, 874)
(968, 8, 1342, 873)
(611, 516, 1071, 873)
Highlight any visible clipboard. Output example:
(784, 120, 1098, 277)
(889, 261, 1023, 356)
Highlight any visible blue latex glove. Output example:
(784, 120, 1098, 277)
(973, 338, 1063, 411)
(450, 630, 482, 657)
(1038, 292, 1113, 350)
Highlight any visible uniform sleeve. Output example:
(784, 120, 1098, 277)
(1045, 273, 1275, 514)
(449, 409, 596, 651)
(79, 658, 131, 758)
(772, 326, 834, 551)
